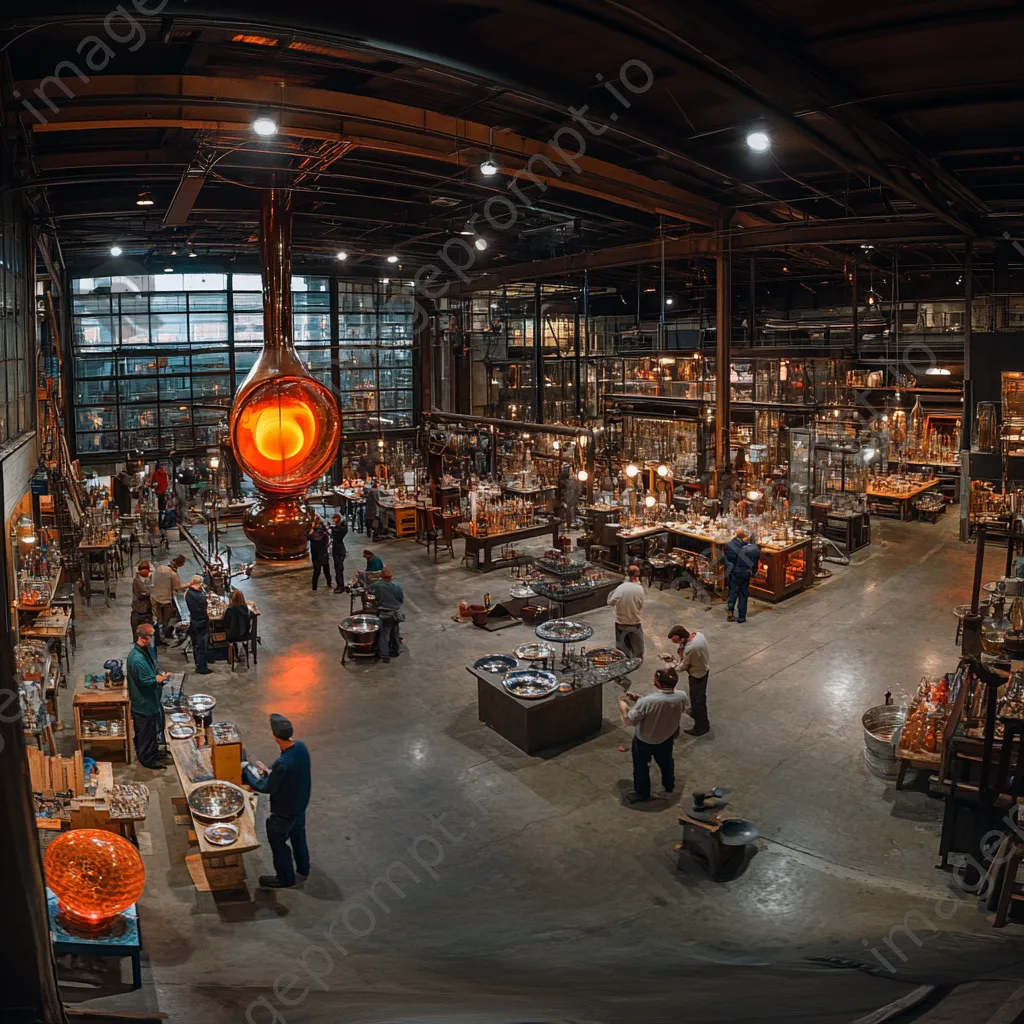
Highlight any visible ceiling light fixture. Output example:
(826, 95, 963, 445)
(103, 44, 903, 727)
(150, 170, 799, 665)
(336, 251, 348, 261)
(386, 254, 399, 264)
(135, 192, 154, 206)
(163, 266, 174, 273)
(577, 469, 589, 482)
(110, 245, 123, 257)
(665, 297, 673, 305)
(625, 463, 639, 478)
(746, 130, 771, 152)
(381, 277, 389, 285)
(926, 366, 952, 376)
(746, 489, 763, 502)
(188, 250, 198, 258)
(644, 494, 657, 508)
(169, 249, 177, 256)
(474, 237, 488, 251)
(252, 116, 278, 137)
(656, 464, 669, 477)
(480, 156, 500, 176)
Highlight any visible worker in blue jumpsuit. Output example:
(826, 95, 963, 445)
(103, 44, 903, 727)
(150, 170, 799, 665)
(244, 713, 312, 889)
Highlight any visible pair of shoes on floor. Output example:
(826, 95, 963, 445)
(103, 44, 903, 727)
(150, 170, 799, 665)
(194, 667, 213, 675)
(258, 875, 295, 889)
(141, 761, 167, 770)
(684, 726, 710, 737)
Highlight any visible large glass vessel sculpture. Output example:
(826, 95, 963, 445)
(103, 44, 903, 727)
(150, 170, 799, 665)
(229, 190, 341, 558)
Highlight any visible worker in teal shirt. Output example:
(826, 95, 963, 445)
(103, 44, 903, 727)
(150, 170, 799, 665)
(126, 623, 171, 769)
(362, 548, 384, 572)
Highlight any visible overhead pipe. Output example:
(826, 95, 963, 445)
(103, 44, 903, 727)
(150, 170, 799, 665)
(426, 409, 595, 442)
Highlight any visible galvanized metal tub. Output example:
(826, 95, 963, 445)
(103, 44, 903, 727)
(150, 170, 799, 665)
(861, 703, 907, 778)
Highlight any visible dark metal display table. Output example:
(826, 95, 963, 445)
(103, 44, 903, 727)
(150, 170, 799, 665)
(810, 503, 871, 552)
(468, 656, 640, 754)
(459, 518, 560, 572)
(529, 577, 622, 618)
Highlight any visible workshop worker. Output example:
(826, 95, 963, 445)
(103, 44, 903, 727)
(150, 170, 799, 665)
(363, 548, 384, 573)
(244, 714, 312, 889)
(308, 516, 332, 592)
(126, 623, 172, 770)
(607, 564, 646, 660)
(330, 514, 349, 594)
(149, 461, 169, 512)
(666, 624, 711, 736)
(152, 554, 187, 644)
(223, 589, 251, 642)
(364, 479, 382, 540)
(185, 575, 213, 674)
(723, 526, 761, 624)
(370, 567, 404, 663)
(618, 667, 687, 804)
(130, 560, 155, 645)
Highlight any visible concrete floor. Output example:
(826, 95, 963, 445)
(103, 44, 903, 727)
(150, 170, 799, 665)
(55, 511, 1024, 1022)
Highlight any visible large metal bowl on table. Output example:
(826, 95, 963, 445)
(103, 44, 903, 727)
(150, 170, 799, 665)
(502, 669, 559, 700)
(535, 618, 594, 644)
(861, 703, 907, 778)
(473, 654, 518, 673)
(188, 780, 247, 822)
(339, 615, 380, 645)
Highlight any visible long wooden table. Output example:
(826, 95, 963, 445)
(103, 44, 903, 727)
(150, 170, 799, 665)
(866, 478, 941, 520)
(468, 655, 640, 754)
(459, 517, 560, 571)
(165, 726, 260, 891)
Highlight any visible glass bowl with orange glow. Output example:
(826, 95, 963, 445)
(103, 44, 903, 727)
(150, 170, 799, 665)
(231, 376, 340, 493)
(44, 828, 146, 929)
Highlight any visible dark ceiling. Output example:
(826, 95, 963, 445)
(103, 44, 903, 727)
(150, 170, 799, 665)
(4, 0, 1024, 287)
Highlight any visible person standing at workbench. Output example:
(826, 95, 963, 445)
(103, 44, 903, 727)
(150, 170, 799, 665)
(370, 567, 404, 663)
(126, 623, 172, 770)
(244, 713, 312, 889)
(308, 516, 332, 592)
(607, 564, 646, 660)
(185, 575, 213, 674)
(330, 514, 348, 594)
(152, 554, 187, 644)
(130, 561, 155, 645)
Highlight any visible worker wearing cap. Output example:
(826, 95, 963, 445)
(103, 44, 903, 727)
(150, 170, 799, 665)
(244, 714, 312, 889)
(152, 554, 187, 644)
(369, 567, 404, 662)
(606, 564, 646, 660)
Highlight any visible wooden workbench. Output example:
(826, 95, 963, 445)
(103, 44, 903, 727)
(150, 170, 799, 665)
(79, 533, 118, 606)
(866, 478, 941, 520)
(458, 517, 560, 571)
(73, 675, 132, 762)
(165, 728, 260, 891)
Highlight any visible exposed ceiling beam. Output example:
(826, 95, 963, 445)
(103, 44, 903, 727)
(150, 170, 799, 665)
(18, 74, 761, 230)
(452, 218, 963, 291)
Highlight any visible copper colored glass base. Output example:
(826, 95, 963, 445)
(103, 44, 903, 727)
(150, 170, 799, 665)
(243, 496, 315, 560)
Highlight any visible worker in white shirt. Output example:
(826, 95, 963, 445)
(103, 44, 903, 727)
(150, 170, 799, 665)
(665, 624, 711, 736)
(607, 564, 645, 660)
(618, 666, 687, 803)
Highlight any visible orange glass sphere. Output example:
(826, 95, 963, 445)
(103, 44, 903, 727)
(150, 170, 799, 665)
(231, 376, 339, 494)
(44, 829, 145, 927)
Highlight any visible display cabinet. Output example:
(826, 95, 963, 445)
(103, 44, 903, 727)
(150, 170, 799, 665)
(788, 428, 813, 513)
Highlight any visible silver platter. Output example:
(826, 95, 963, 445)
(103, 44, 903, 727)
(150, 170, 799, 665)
(188, 693, 216, 713)
(586, 647, 627, 668)
(168, 723, 196, 739)
(203, 822, 239, 846)
(169, 712, 192, 725)
(188, 780, 246, 822)
(535, 618, 594, 643)
(503, 669, 559, 700)
(473, 654, 517, 673)
(514, 642, 554, 662)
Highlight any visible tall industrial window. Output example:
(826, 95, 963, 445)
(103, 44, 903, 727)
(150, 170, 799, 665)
(0, 197, 31, 445)
(72, 273, 414, 457)
(337, 280, 414, 431)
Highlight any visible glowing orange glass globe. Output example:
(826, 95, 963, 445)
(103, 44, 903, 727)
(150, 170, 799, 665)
(44, 829, 145, 927)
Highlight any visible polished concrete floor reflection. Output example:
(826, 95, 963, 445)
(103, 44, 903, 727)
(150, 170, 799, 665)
(60, 512, 1024, 1022)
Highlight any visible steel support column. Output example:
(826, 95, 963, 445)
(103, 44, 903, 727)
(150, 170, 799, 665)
(715, 242, 732, 475)
(533, 281, 543, 424)
(960, 240, 973, 542)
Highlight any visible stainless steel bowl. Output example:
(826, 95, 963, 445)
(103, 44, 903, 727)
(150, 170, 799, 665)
(188, 693, 216, 714)
(502, 669, 559, 700)
(861, 703, 907, 778)
(203, 822, 239, 846)
(188, 780, 247, 822)
(169, 712, 192, 725)
(473, 654, 517, 673)
(719, 818, 760, 846)
(536, 618, 594, 644)
(514, 642, 554, 662)
(586, 647, 627, 668)
(340, 615, 380, 644)
(168, 723, 196, 739)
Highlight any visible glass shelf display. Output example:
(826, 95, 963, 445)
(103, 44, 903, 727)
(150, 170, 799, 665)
(1002, 372, 1024, 456)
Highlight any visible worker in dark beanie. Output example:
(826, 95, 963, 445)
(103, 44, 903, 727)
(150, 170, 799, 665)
(244, 713, 312, 889)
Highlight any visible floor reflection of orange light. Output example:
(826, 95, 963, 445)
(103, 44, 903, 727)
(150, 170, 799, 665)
(263, 650, 323, 716)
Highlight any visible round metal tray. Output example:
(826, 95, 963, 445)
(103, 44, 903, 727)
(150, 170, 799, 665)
(203, 823, 239, 846)
(187, 693, 216, 714)
(514, 642, 554, 662)
(586, 647, 627, 668)
(168, 723, 196, 740)
(187, 781, 246, 822)
(169, 712, 192, 725)
(502, 669, 559, 700)
(535, 618, 594, 644)
(473, 654, 518, 673)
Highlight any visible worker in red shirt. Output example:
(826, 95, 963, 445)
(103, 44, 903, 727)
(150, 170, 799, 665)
(149, 462, 169, 512)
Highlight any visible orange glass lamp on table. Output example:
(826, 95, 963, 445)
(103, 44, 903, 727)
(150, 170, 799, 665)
(229, 190, 341, 559)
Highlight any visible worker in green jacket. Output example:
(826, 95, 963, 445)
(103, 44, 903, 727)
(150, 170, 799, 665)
(126, 623, 172, 769)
